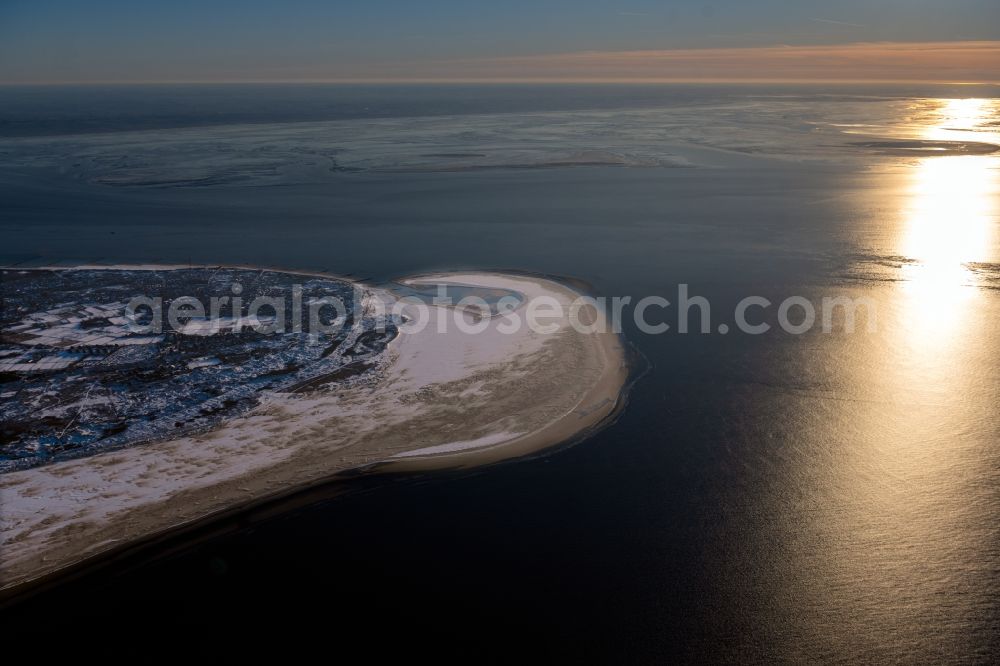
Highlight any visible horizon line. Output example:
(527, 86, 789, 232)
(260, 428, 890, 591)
(2, 78, 998, 86)
(3, 40, 998, 86)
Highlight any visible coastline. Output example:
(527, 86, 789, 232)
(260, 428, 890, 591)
(0, 266, 630, 594)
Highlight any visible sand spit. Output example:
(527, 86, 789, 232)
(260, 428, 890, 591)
(850, 139, 1000, 156)
(0, 269, 628, 591)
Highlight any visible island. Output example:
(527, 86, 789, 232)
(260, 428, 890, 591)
(0, 266, 629, 592)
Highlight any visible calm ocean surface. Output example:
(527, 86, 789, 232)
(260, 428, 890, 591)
(2, 84, 999, 661)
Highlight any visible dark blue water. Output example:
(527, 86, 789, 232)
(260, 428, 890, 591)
(2, 81, 995, 137)
(2, 85, 999, 662)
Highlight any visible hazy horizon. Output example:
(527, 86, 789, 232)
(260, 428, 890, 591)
(2, 1, 998, 84)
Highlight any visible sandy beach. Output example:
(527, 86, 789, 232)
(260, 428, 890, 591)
(0, 268, 629, 592)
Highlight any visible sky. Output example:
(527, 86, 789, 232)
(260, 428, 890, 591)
(1, 0, 999, 83)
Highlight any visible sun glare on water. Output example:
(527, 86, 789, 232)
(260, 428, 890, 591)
(898, 98, 999, 340)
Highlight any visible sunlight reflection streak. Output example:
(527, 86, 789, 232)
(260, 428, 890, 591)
(899, 99, 998, 343)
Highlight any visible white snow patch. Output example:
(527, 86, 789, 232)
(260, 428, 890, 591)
(391, 431, 521, 458)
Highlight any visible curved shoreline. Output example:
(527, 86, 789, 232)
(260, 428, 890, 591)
(0, 266, 630, 596)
